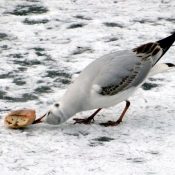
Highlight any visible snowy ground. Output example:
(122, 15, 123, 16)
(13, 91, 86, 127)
(0, 0, 175, 174)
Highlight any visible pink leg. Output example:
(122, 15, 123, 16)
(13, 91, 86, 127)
(73, 108, 102, 124)
(100, 101, 130, 127)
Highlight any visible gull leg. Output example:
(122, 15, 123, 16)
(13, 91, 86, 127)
(100, 100, 130, 127)
(73, 108, 102, 124)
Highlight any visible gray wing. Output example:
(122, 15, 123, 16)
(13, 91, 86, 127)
(92, 43, 162, 96)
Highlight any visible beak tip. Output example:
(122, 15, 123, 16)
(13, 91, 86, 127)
(32, 113, 46, 125)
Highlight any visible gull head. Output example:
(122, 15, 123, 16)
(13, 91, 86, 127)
(32, 103, 65, 125)
(44, 103, 64, 125)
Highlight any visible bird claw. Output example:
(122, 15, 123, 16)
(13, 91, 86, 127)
(100, 120, 121, 127)
(73, 117, 94, 125)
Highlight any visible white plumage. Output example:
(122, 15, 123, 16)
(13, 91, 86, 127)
(33, 33, 175, 126)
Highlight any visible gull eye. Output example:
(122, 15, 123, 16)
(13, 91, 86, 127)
(48, 111, 51, 115)
(54, 103, 59, 107)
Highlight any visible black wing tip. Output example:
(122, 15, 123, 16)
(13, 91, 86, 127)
(153, 33, 175, 65)
(157, 32, 175, 50)
(165, 63, 175, 67)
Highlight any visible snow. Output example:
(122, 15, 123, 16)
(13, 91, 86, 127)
(0, 0, 175, 174)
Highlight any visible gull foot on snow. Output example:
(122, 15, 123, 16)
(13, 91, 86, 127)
(100, 120, 121, 127)
(73, 117, 94, 124)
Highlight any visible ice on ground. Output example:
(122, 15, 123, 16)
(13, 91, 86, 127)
(0, 0, 175, 174)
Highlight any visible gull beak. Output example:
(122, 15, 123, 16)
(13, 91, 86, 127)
(32, 113, 46, 124)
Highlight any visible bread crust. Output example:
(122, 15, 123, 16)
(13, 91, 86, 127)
(4, 109, 36, 128)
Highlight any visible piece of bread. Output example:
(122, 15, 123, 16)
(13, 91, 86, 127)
(4, 109, 36, 129)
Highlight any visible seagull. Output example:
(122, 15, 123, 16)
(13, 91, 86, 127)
(33, 33, 175, 127)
